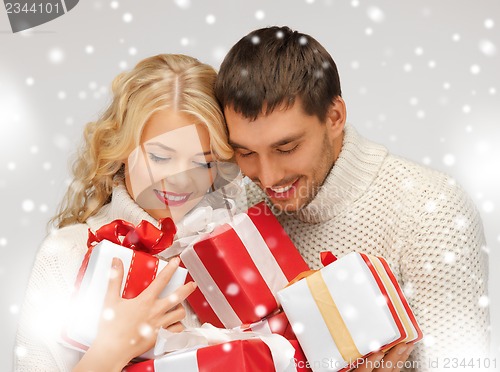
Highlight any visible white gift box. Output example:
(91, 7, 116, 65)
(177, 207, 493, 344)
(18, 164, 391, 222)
(277, 252, 422, 372)
(61, 240, 187, 358)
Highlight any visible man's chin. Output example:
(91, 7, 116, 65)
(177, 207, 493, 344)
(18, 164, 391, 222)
(266, 197, 304, 214)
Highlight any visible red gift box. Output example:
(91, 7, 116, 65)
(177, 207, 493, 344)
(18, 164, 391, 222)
(240, 310, 296, 341)
(180, 202, 310, 328)
(124, 339, 311, 372)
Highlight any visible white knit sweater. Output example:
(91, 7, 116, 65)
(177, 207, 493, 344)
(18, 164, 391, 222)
(245, 124, 490, 372)
(14, 182, 202, 371)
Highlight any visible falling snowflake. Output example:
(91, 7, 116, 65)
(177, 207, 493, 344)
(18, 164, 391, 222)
(123, 13, 133, 23)
(174, 0, 190, 9)
(484, 19, 494, 29)
(470, 64, 481, 75)
(442, 154, 455, 166)
(254, 304, 267, 317)
(482, 201, 494, 213)
(85, 45, 94, 54)
(26, 77, 34, 86)
(22, 200, 35, 212)
(57, 91, 66, 100)
(425, 200, 437, 213)
(478, 295, 489, 308)
(452, 33, 461, 42)
(15, 346, 27, 358)
(367, 6, 385, 23)
(291, 321, 305, 335)
(110, 1, 119, 9)
(0, 238, 7, 246)
(206, 14, 216, 25)
(416, 110, 426, 119)
(443, 251, 456, 264)
(226, 283, 239, 296)
(423, 334, 435, 347)
(255, 10, 265, 20)
(462, 105, 471, 114)
(414, 47, 424, 56)
(102, 307, 115, 320)
(48, 48, 65, 64)
(428, 60, 436, 68)
(39, 204, 48, 213)
(180, 37, 189, 46)
(222, 343, 232, 352)
(342, 305, 358, 320)
(129, 47, 137, 56)
(139, 323, 153, 337)
(479, 39, 496, 56)
(365, 28, 373, 36)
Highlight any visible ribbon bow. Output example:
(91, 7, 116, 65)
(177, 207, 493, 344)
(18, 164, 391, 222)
(87, 218, 177, 255)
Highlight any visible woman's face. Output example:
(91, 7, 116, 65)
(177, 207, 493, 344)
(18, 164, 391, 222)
(125, 109, 216, 223)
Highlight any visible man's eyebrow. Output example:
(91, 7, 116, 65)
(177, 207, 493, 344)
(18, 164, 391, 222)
(269, 133, 304, 147)
(230, 134, 304, 150)
(228, 140, 248, 150)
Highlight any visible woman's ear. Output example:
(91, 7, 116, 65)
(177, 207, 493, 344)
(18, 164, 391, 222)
(326, 96, 347, 138)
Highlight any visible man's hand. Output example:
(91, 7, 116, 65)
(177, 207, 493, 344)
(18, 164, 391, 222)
(353, 343, 415, 372)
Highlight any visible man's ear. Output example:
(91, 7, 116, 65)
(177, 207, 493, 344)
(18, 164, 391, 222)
(326, 96, 347, 138)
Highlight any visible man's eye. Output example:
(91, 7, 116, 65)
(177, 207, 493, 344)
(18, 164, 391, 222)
(277, 145, 299, 154)
(148, 153, 171, 163)
(238, 151, 255, 158)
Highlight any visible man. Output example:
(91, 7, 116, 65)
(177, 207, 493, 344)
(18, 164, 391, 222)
(215, 26, 489, 371)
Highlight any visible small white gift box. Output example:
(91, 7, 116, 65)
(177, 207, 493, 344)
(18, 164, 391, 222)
(277, 252, 422, 372)
(62, 240, 187, 358)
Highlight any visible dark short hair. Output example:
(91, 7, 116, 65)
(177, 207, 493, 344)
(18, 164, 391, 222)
(215, 26, 342, 122)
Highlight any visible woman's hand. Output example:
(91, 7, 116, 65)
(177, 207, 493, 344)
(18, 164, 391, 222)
(352, 343, 415, 372)
(74, 256, 196, 372)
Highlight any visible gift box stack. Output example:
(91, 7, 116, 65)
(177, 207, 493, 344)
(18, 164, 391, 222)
(67, 202, 422, 372)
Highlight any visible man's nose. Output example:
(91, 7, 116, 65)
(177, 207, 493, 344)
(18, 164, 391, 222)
(256, 156, 284, 189)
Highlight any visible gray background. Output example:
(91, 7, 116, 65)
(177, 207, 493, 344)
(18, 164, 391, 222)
(1, 0, 499, 370)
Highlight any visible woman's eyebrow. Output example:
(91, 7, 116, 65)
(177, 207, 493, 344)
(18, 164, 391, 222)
(145, 142, 176, 152)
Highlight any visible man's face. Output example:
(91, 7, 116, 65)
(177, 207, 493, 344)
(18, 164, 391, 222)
(225, 99, 344, 213)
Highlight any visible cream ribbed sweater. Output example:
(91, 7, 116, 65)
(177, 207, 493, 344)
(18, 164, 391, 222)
(14, 182, 202, 371)
(244, 124, 490, 371)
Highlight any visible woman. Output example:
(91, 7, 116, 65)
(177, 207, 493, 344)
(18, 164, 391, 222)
(14, 54, 236, 371)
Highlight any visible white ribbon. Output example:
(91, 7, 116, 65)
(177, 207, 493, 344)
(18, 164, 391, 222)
(180, 213, 289, 328)
(159, 201, 236, 260)
(154, 323, 297, 372)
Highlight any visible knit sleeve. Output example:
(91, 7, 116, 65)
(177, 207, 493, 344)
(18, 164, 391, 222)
(14, 233, 84, 372)
(400, 177, 490, 371)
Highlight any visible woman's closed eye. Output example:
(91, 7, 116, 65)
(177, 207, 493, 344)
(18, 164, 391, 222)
(148, 153, 171, 163)
(193, 161, 215, 169)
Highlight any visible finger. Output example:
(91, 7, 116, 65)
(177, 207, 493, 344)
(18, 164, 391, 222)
(144, 257, 181, 299)
(353, 352, 384, 372)
(391, 345, 414, 372)
(164, 321, 185, 333)
(372, 343, 408, 372)
(157, 281, 197, 309)
(159, 305, 187, 328)
(104, 257, 124, 305)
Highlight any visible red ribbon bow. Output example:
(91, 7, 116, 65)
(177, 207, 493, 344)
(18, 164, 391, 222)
(87, 218, 177, 255)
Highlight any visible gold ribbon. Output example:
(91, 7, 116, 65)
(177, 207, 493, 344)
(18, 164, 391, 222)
(306, 271, 363, 363)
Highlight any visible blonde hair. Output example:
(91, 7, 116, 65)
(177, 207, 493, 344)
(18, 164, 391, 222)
(52, 54, 233, 228)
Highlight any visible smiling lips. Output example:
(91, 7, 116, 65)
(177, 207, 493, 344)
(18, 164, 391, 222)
(154, 190, 192, 207)
(265, 178, 300, 199)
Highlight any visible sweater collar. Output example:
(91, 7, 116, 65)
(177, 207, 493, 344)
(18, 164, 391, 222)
(294, 124, 388, 223)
